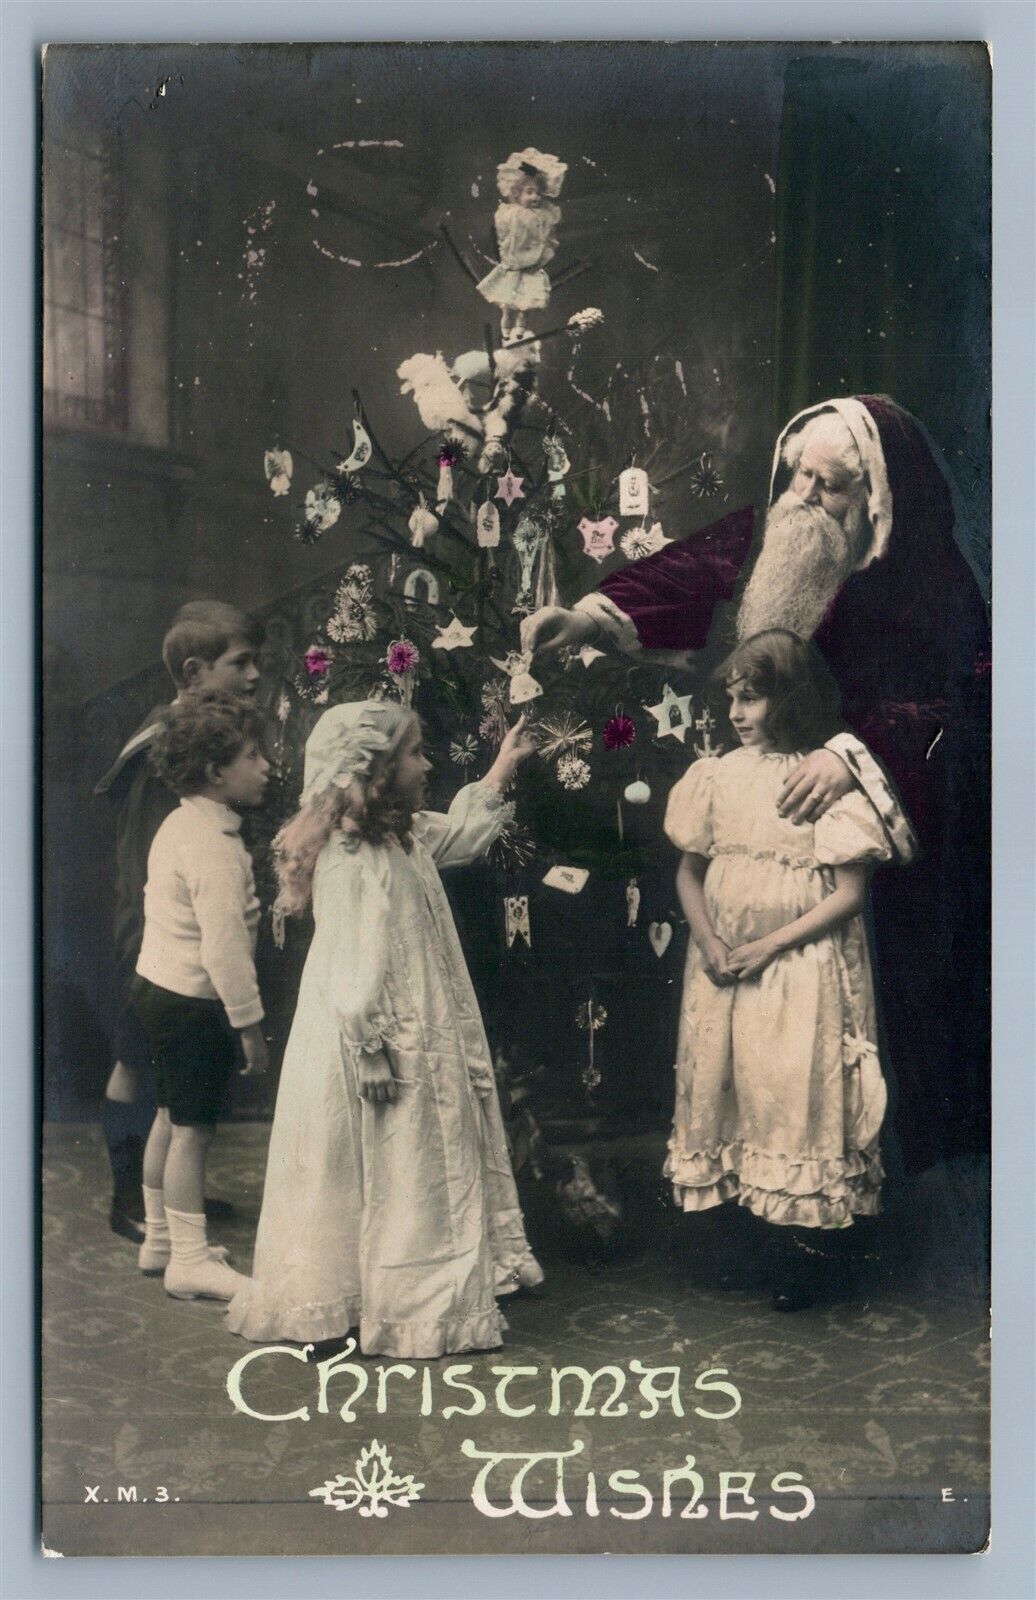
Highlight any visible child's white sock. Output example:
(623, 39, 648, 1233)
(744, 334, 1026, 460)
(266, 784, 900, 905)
(142, 1185, 169, 1250)
(165, 1206, 212, 1269)
(163, 1207, 245, 1301)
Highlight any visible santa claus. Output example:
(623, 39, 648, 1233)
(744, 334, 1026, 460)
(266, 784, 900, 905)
(522, 396, 990, 1174)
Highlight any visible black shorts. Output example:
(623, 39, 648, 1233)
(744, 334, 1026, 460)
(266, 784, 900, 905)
(131, 978, 235, 1126)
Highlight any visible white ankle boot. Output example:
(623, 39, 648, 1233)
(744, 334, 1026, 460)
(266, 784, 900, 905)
(163, 1207, 246, 1301)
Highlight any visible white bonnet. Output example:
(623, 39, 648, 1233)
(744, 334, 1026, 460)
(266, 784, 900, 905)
(497, 147, 567, 199)
(302, 699, 415, 804)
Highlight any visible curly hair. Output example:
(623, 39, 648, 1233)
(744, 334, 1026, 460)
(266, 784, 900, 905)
(149, 690, 265, 796)
(713, 630, 843, 754)
(273, 720, 417, 920)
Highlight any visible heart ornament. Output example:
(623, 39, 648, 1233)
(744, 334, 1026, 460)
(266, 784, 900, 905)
(648, 920, 673, 959)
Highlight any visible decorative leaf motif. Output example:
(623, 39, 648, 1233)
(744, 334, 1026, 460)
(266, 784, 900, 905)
(309, 1439, 424, 1517)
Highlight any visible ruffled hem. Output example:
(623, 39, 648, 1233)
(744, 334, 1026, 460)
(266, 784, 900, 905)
(226, 1284, 508, 1358)
(359, 1307, 506, 1359)
(225, 1282, 363, 1345)
(664, 1138, 883, 1229)
(476, 264, 551, 311)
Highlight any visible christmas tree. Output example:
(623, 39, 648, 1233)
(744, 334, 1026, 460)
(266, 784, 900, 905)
(259, 148, 731, 1126)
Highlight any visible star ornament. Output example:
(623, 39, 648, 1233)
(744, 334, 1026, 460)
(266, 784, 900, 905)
(495, 470, 525, 507)
(431, 615, 477, 651)
(644, 683, 695, 743)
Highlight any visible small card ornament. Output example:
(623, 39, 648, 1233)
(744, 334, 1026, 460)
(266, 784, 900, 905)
(476, 500, 501, 548)
(648, 920, 673, 959)
(542, 864, 589, 895)
(579, 516, 619, 564)
(644, 684, 695, 744)
(504, 895, 531, 949)
(618, 465, 650, 518)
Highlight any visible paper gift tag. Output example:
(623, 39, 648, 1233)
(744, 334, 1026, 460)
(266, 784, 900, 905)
(648, 920, 672, 958)
(619, 466, 650, 518)
(504, 895, 531, 948)
(543, 864, 590, 894)
(578, 516, 618, 563)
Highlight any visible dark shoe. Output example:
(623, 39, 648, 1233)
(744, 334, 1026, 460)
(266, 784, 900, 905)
(204, 1196, 237, 1222)
(305, 1335, 356, 1363)
(717, 1264, 767, 1292)
(109, 1198, 146, 1243)
(771, 1274, 817, 1313)
(767, 1225, 828, 1312)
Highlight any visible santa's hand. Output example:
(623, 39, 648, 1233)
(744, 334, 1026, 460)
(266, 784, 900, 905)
(727, 936, 780, 981)
(777, 748, 853, 824)
(519, 606, 596, 658)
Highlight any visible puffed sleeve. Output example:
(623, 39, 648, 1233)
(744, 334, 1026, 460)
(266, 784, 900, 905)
(317, 845, 394, 1066)
(412, 780, 515, 869)
(825, 731, 918, 865)
(814, 790, 897, 867)
(663, 757, 718, 855)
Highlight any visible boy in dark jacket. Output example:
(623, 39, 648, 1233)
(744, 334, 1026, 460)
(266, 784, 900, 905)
(94, 601, 264, 1240)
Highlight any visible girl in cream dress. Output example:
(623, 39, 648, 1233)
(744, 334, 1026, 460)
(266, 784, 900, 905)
(664, 631, 915, 1310)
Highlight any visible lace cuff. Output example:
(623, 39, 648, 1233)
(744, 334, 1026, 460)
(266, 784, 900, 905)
(339, 1010, 394, 1068)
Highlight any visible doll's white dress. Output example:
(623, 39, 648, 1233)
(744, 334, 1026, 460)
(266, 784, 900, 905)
(227, 782, 542, 1357)
(477, 200, 560, 311)
(663, 746, 904, 1229)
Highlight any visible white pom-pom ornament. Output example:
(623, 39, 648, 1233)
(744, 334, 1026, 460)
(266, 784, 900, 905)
(624, 779, 651, 805)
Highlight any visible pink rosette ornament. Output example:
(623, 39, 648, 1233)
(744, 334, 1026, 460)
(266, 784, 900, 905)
(304, 645, 333, 680)
(386, 638, 420, 708)
(602, 712, 637, 839)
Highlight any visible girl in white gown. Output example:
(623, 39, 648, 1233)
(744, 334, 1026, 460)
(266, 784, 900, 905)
(227, 700, 543, 1357)
(663, 631, 915, 1311)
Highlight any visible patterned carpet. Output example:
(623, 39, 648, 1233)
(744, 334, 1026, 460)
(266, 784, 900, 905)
(41, 1123, 989, 1556)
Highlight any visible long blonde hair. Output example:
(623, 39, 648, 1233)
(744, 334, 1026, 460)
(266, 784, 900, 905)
(273, 705, 417, 923)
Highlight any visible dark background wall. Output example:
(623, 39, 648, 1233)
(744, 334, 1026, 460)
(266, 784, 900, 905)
(41, 43, 989, 1119)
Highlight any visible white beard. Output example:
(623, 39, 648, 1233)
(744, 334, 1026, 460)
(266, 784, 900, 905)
(736, 491, 863, 641)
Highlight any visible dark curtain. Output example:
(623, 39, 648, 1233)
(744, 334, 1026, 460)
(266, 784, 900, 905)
(772, 47, 990, 590)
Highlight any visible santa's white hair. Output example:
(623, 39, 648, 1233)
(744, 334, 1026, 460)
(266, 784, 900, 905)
(780, 409, 865, 485)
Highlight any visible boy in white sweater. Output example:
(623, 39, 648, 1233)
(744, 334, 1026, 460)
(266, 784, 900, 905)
(134, 691, 270, 1301)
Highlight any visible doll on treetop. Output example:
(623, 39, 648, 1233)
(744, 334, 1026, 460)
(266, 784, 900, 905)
(477, 147, 567, 343)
